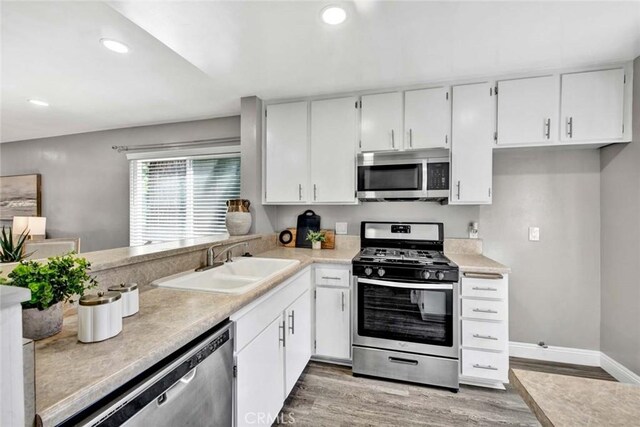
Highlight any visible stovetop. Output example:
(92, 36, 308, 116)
(356, 247, 454, 266)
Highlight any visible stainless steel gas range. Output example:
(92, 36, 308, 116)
(352, 221, 460, 391)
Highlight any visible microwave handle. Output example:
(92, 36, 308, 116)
(358, 277, 453, 291)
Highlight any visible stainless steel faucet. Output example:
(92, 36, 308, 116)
(196, 242, 249, 272)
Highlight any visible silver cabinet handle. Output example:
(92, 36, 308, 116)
(322, 276, 341, 280)
(567, 117, 573, 138)
(391, 129, 395, 148)
(464, 272, 503, 280)
(298, 184, 302, 200)
(473, 308, 498, 314)
(341, 291, 345, 312)
(288, 310, 295, 334)
(473, 333, 498, 340)
(409, 128, 413, 148)
(389, 356, 418, 366)
(472, 286, 498, 291)
(473, 364, 498, 371)
(456, 181, 461, 200)
(545, 118, 551, 139)
(313, 184, 317, 201)
(279, 320, 286, 347)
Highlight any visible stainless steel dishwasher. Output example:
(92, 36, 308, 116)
(75, 321, 233, 427)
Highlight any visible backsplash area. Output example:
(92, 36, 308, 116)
(274, 203, 479, 237)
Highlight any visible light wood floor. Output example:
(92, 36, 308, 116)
(277, 358, 615, 426)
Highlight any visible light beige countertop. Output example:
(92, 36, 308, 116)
(33, 246, 357, 426)
(510, 368, 640, 426)
(445, 252, 511, 275)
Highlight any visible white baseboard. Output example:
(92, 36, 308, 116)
(510, 341, 640, 385)
(600, 353, 640, 385)
(509, 341, 601, 366)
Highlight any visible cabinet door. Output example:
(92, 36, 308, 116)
(450, 83, 494, 205)
(284, 289, 312, 395)
(315, 287, 350, 360)
(236, 315, 284, 427)
(265, 101, 309, 203)
(360, 92, 403, 152)
(404, 87, 450, 149)
(497, 76, 558, 145)
(561, 68, 625, 142)
(311, 97, 358, 203)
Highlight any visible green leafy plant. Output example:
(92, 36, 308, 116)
(305, 230, 326, 243)
(0, 226, 33, 263)
(7, 252, 97, 310)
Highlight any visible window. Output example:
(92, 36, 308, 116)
(129, 154, 241, 246)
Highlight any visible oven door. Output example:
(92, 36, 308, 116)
(357, 160, 427, 199)
(353, 277, 458, 359)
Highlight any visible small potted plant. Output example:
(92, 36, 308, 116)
(0, 226, 33, 263)
(306, 230, 326, 250)
(5, 252, 97, 340)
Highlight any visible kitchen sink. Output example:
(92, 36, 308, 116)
(151, 257, 300, 295)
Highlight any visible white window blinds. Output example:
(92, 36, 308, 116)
(129, 154, 241, 246)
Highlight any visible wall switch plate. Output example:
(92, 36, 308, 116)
(335, 222, 348, 235)
(529, 227, 540, 241)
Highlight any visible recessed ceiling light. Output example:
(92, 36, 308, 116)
(28, 99, 49, 107)
(100, 38, 129, 54)
(321, 6, 347, 25)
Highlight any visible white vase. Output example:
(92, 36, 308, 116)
(226, 212, 252, 236)
(312, 241, 322, 250)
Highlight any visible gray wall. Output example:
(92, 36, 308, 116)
(480, 149, 602, 350)
(274, 203, 479, 238)
(0, 117, 240, 252)
(600, 56, 640, 374)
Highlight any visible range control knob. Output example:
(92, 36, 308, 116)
(436, 271, 445, 281)
(421, 270, 431, 280)
(377, 268, 386, 277)
(364, 267, 373, 276)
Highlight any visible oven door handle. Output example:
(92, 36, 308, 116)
(357, 278, 453, 291)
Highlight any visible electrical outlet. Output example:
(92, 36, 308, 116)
(528, 227, 540, 241)
(335, 222, 348, 235)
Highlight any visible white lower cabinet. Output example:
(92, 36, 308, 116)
(315, 286, 351, 360)
(459, 272, 509, 389)
(232, 268, 311, 426)
(285, 290, 312, 395)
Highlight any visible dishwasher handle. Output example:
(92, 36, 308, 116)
(157, 367, 198, 406)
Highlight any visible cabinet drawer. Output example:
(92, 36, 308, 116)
(315, 267, 350, 287)
(462, 299, 507, 321)
(461, 349, 508, 382)
(461, 274, 507, 299)
(462, 319, 507, 351)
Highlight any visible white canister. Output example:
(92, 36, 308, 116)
(77, 291, 123, 343)
(108, 283, 139, 317)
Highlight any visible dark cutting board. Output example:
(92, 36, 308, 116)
(295, 210, 321, 248)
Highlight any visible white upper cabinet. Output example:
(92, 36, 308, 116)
(310, 97, 358, 204)
(450, 83, 494, 205)
(360, 92, 403, 152)
(496, 76, 559, 145)
(560, 68, 626, 142)
(265, 101, 309, 203)
(404, 87, 451, 150)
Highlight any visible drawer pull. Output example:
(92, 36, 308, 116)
(322, 276, 342, 280)
(473, 363, 498, 371)
(473, 334, 498, 340)
(388, 357, 418, 366)
(472, 286, 498, 291)
(473, 308, 498, 314)
(464, 272, 503, 280)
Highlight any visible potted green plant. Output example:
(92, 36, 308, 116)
(0, 226, 33, 263)
(5, 252, 97, 340)
(306, 230, 326, 250)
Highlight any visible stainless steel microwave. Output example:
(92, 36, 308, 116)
(357, 152, 449, 201)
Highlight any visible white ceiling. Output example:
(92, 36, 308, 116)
(2, 1, 640, 143)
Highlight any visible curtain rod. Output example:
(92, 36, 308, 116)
(112, 137, 240, 153)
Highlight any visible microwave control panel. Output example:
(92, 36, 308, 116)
(427, 163, 450, 191)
